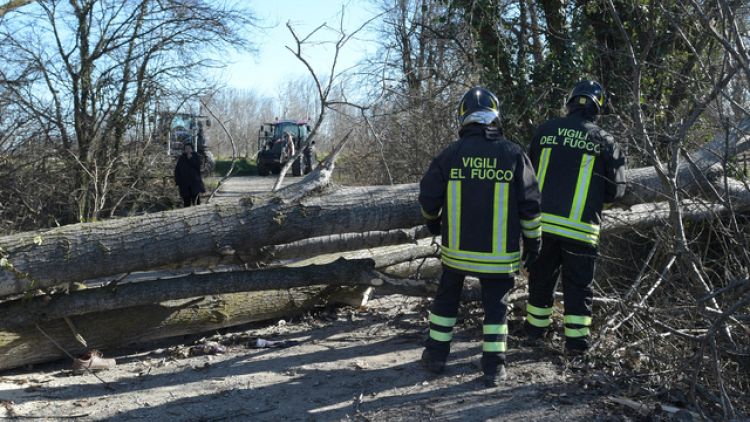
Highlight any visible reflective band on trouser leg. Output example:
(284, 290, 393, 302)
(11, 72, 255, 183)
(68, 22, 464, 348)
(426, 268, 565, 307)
(482, 324, 508, 353)
(521, 216, 542, 239)
(526, 303, 553, 328)
(429, 312, 457, 342)
(564, 327, 590, 338)
(563, 314, 592, 338)
(447, 181, 461, 249)
(569, 154, 595, 222)
(536, 148, 551, 192)
(565, 315, 592, 325)
(492, 183, 509, 253)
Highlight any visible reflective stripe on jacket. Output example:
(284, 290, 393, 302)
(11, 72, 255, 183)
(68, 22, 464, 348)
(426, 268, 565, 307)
(419, 125, 541, 278)
(528, 111, 626, 246)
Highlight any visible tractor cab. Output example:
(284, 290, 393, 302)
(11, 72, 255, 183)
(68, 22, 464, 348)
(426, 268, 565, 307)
(158, 112, 215, 175)
(256, 120, 315, 176)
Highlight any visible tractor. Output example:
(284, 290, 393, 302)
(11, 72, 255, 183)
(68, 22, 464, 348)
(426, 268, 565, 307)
(256, 119, 316, 177)
(157, 112, 215, 175)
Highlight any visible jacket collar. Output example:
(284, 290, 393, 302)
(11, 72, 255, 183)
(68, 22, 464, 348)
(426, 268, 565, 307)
(566, 107, 597, 122)
(459, 123, 502, 140)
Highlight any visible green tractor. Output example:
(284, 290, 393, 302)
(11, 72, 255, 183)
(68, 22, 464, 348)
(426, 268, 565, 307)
(256, 119, 316, 177)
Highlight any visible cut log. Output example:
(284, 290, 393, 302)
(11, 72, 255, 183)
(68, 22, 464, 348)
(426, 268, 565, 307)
(0, 287, 352, 371)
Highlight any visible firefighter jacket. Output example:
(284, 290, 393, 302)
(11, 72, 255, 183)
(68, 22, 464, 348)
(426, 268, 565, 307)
(528, 110, 626, 247)
(419, 125, 542, 278)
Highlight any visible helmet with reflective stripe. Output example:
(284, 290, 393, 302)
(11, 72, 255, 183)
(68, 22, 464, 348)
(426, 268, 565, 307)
(457, 87, 501, 126)
(567, 80, 606, 113)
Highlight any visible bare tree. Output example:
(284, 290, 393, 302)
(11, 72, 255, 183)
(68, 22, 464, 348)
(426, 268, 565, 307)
(271, 7, 385, 190)
(0, 0, 254, 221)
(590, 0, 750, 418)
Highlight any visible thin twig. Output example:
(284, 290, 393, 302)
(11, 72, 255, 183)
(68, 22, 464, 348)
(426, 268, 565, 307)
(34, 324, 115, 391)
(201, 99, 238, 204)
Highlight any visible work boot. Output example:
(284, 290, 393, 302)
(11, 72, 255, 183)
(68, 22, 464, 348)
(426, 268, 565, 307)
(481, 364, 507, 387)
(564, 347, 588, 358)
(522, 330, 548, 349)
(564, 338, 589, 356)
(523, 321, 547, 348)
(420, 349, 446, 374)
(522, 336, 547, 349)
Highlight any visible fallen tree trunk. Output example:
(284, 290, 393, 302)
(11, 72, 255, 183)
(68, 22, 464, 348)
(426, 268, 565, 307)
(604, 177, 750, 233)
(0, 175, 422, 298)
(251, 226, 432, 263)
(621, 118, 750, 205)
(0, 241, 440, 328)
(0, 287, 360, 371)
(0, 243, 443, 370)
(0, 121, 747, 298)
(0, 260, 424, 328)
(382, 257, 442, 280)
(2, 177, 747, 299)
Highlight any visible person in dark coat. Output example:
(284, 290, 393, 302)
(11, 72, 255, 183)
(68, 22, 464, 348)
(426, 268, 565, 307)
(174, 143, 205, 207)
(419, 87, 542, 387)
(524, 80, 627, 356)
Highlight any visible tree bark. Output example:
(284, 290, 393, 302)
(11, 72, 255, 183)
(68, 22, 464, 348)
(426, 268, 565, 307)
(253, 226, 432, 263)
(382, 257, 441, 280)
(0, 259, 372, 328)
(0, 287, 352, 371)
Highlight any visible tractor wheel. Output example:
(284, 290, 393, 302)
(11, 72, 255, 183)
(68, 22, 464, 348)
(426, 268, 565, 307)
(257, 162, 270, 176)
(292, 158, 302, 177)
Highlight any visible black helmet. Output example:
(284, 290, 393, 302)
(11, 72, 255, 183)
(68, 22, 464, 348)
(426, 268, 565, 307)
(567, 80, 606, 113)
(457, 87, 501, 126)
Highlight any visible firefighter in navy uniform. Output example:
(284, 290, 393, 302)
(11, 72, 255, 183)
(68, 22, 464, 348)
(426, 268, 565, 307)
(524, 80, 627, 355)
(419, 87, 542, 387)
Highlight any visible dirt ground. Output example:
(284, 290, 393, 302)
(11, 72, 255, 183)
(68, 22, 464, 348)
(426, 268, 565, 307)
(0, 295, 636, 421)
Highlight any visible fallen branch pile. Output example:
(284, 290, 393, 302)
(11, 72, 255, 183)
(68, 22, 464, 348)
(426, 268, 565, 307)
(0, 121, 748, 421)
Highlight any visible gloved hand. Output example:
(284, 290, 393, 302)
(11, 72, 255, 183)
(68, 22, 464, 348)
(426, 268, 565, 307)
(522, 249, 539, 270)
(426, 218, 441, 236)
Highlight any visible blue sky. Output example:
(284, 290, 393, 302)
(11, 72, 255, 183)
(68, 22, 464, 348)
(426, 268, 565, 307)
(218, 1, 380, 95)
